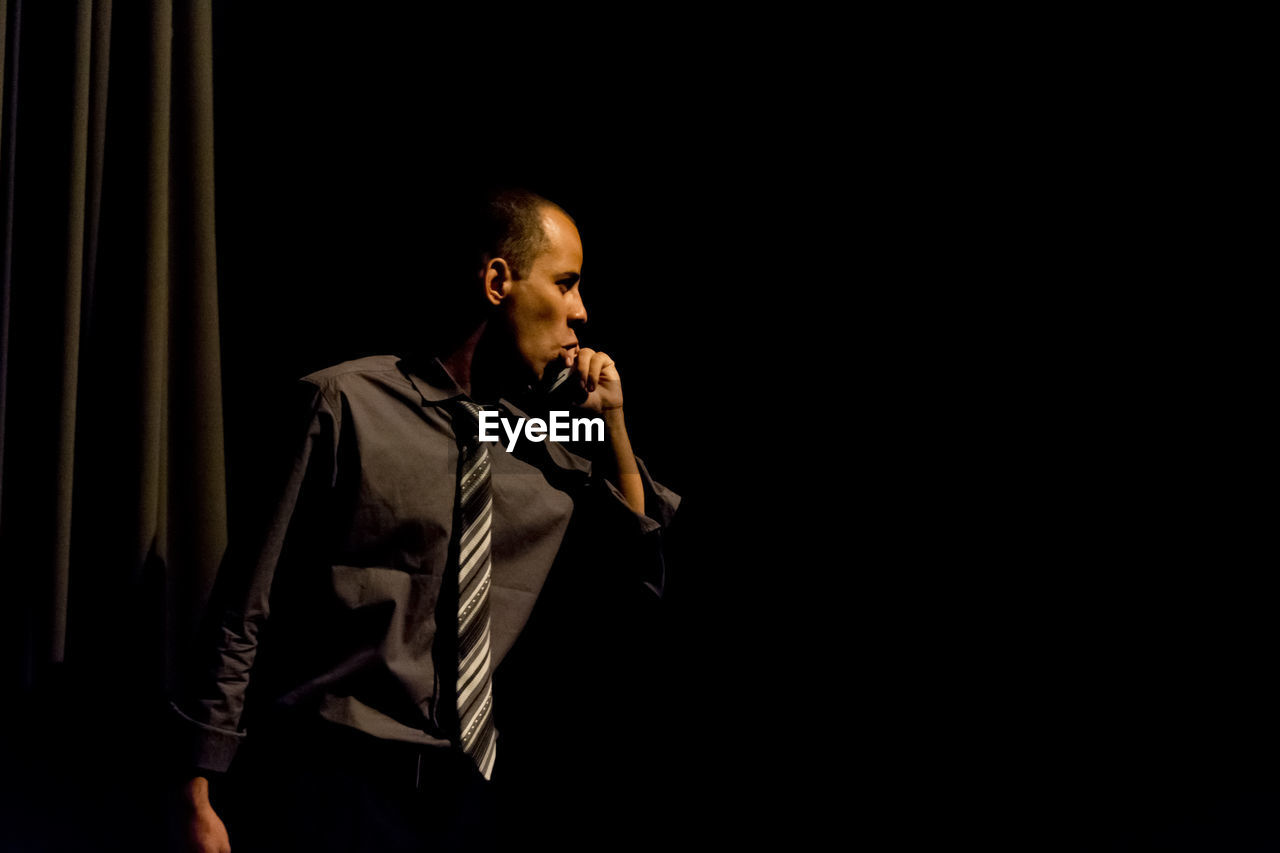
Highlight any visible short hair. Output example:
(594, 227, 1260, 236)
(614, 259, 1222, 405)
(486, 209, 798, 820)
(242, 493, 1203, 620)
(395, 187, 577, 357)
(475, 188, 573, 279)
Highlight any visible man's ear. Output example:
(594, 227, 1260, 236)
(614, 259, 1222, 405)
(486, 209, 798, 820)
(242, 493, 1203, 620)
(483, 258, 514, 306)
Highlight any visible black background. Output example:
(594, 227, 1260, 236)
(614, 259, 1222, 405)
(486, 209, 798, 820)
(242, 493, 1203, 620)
(212, 11, 1278, 849)
(3, 4, 1276, 850)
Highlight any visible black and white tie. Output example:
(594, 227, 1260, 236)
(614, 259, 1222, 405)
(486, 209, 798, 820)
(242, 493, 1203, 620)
(453, 401, 498, 780)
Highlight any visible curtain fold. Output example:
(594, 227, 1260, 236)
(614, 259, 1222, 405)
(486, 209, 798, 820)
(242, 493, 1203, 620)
(0, 0, 224, 698)
(50, 0, 93, 665)
(164, 0, 225, 686)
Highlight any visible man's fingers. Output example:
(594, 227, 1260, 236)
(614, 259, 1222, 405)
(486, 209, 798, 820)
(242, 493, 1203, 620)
(569, 348, 618, 398)
(575, 347, 595, 390)
(588, 352, 611, 392)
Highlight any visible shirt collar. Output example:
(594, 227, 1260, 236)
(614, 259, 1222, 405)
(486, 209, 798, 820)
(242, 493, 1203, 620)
(397, 355, 530, 419)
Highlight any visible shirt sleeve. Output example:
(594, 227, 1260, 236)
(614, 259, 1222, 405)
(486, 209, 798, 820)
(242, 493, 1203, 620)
(169, 379, 340, 776)
(585, 455, 682, 599)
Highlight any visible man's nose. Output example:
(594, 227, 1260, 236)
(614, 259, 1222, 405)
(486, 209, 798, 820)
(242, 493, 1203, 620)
(568, 290, 587, 326)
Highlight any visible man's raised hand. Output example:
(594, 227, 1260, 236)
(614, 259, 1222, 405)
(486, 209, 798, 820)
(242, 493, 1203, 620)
(571, 347, 623, 414)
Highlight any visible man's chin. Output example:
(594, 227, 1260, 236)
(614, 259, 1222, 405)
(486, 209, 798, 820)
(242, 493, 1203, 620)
(516, 351, 566, 389)
(521, 358, 551, 387)
(540, 352, 571, 376)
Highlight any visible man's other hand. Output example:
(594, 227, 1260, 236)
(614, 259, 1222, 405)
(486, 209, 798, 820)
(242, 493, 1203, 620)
(180, 777, 231, 853)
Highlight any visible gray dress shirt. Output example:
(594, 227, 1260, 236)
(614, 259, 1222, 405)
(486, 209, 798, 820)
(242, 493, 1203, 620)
(172, 355, 680, 774)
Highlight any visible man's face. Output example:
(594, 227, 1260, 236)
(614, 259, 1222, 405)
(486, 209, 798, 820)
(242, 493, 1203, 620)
(500, 207, 587, 381)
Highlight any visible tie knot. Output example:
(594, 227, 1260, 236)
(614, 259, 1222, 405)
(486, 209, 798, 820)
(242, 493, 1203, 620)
(450, 400, 487, 442)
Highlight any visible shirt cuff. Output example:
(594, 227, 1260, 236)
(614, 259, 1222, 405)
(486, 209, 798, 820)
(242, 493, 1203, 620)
(169, 700, 246, 775)
(592, 456, 681, 598)
(596, 455, 682, 536)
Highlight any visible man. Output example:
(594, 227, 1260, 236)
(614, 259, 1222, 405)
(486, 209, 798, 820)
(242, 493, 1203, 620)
(173, 189, 679, 851)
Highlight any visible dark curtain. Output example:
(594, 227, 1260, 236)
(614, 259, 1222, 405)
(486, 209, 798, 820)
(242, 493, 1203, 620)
(0, 2, 222, 849)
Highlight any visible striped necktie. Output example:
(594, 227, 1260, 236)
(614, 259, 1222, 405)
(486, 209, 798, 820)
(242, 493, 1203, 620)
(452, 400, 498, 780)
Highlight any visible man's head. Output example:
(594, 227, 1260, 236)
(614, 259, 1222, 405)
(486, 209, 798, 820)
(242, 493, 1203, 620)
(477, 190, 587, 382)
